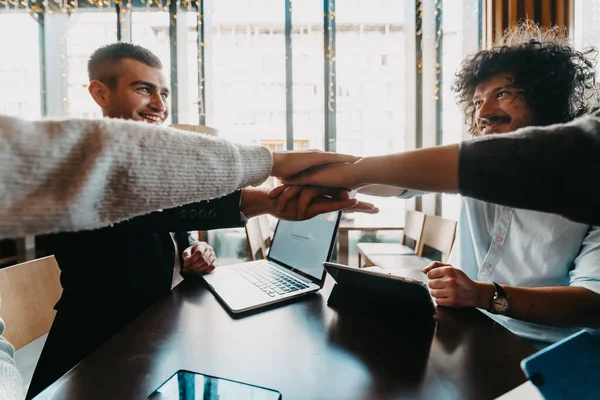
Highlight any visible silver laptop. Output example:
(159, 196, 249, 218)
(203, 211, 341, 314)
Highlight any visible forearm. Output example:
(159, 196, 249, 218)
(0, 115, 272, 238)
(240, 187, 275, 218)
(356, 145, 459, 193)
(460, 117, 600, 225)
(124, 192, 244, 232)
(476, 283, 600, 328)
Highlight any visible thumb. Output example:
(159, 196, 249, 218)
(182, 247, 192, 261)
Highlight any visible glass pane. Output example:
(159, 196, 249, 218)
(573, 0, 600, 78)
(207, 0, 286, 145)
(132, 9, 172, 124)
(0, 13, 41, 119)
(66, 12, 117, 119)
(335, 0, 406, 231)
(441, 0, 464, 146)
(440, 0, 479, 221)
(292, 0, 324, 150)
(180, 9, 201, 124)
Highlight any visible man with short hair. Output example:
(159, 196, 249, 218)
(27, 43, 376, 399)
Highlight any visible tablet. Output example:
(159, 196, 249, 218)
(148, 370, 282, 400)
(520, 329, 599, 400)
(324, 262, 436, 316)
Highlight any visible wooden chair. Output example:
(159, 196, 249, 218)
(356, 210, 426, 268)
(245, 218, 268, 261)
(370, 214, 457, 270)
(417, 214, 457, 262)
(0, 256, 62, 350)
(257, 215, 273, 252)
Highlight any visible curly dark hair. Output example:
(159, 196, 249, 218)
(452, 21, 599, 135)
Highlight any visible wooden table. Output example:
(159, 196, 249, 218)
(37, 275, 537, 400)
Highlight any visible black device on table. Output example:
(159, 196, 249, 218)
(324, 262, 436, 318)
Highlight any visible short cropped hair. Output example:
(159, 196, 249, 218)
(87, 42, 163, 88)
(452, 20, 598, 134)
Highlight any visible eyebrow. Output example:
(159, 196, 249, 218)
(473, 83, 519, 101)
(130, 80, 170, 95)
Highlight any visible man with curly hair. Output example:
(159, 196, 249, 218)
(279, 22, 600, 346)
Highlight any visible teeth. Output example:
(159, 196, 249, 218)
(141, 114, 162, 123)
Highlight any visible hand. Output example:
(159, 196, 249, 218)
(271, 150, 360, 179)
(424, 261, 483, 308)
(268, 185, 379, 220)
(281, 160, 364, 189)
(242, 187, 378, 221)
(182, 242, 217, 275)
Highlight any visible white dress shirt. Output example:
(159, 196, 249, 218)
(449, 197, 600, 343)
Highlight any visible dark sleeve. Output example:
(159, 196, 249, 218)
(122, 190, 245, 232)
(459, 117, 600, 225)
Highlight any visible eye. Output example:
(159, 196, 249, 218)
(497, 90, 510, 99)
(473, 100, 483, 107)
(161, 92, 169, 100)
(136, 87, 150, 94)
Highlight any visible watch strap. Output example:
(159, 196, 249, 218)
(492, 282, 507, 298)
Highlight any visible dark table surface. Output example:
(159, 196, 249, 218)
(37, 275, 537, 400)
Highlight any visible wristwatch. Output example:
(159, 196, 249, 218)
(489, 282, 509, 314)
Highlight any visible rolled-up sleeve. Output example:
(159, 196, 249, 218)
(396, 190, 429, 199)
(570, 225, 600, 294)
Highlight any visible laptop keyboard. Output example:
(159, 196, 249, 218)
(233, 261, 309, 297)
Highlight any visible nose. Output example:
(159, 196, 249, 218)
(476, 97, 496, 122)
(149, 93, 167, 113)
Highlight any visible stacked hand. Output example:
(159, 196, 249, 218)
(267, 150, 374, 220)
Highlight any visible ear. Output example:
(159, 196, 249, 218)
(88, 80, 111, 108)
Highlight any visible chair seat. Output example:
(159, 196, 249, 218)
(369, 254, 432, 271)
(356, 242, 415, 256)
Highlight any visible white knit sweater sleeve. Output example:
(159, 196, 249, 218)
(0, 115, 273, 238)
(0, 317, 23, 400)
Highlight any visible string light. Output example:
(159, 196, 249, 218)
(326, 0, 335, 113)
(195, 0, 205, 121)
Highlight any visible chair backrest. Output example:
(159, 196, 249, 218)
(170, 124, 218, 136)
(402, 210, 426, 249)
(0, 256, 62, 350)
(245, 218, 267, 261)
(418, 215, 457, 262)
(257, 215, 273, 250)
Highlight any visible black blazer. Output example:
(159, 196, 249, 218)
(28, 191, 245, 399)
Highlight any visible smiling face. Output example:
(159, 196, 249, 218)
(89, 58, 169, 125)
(472, 74, 534, 135)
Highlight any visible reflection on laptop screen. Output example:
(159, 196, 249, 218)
(268, 211, 339, 280)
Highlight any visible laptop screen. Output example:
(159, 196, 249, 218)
(268, 211, 340, 281)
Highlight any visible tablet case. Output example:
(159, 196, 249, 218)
(324, 262, 436, 320)
(520, 329, 599, 400)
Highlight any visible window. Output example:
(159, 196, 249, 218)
(440, 0, 480, 220)
(260, 139, 309, 151)
(292, 0, 325, 150)
(208, 0, 286, 145)
(179, 8, 201, 124)
(132, 9, 172, 124)
(66, 12, 117, 119)
(574, 0, 600, 79)
(0, 14, 41, 119)
(336, 0, 406, 232)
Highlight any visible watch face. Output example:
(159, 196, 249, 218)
(493, 297, 509, 312)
